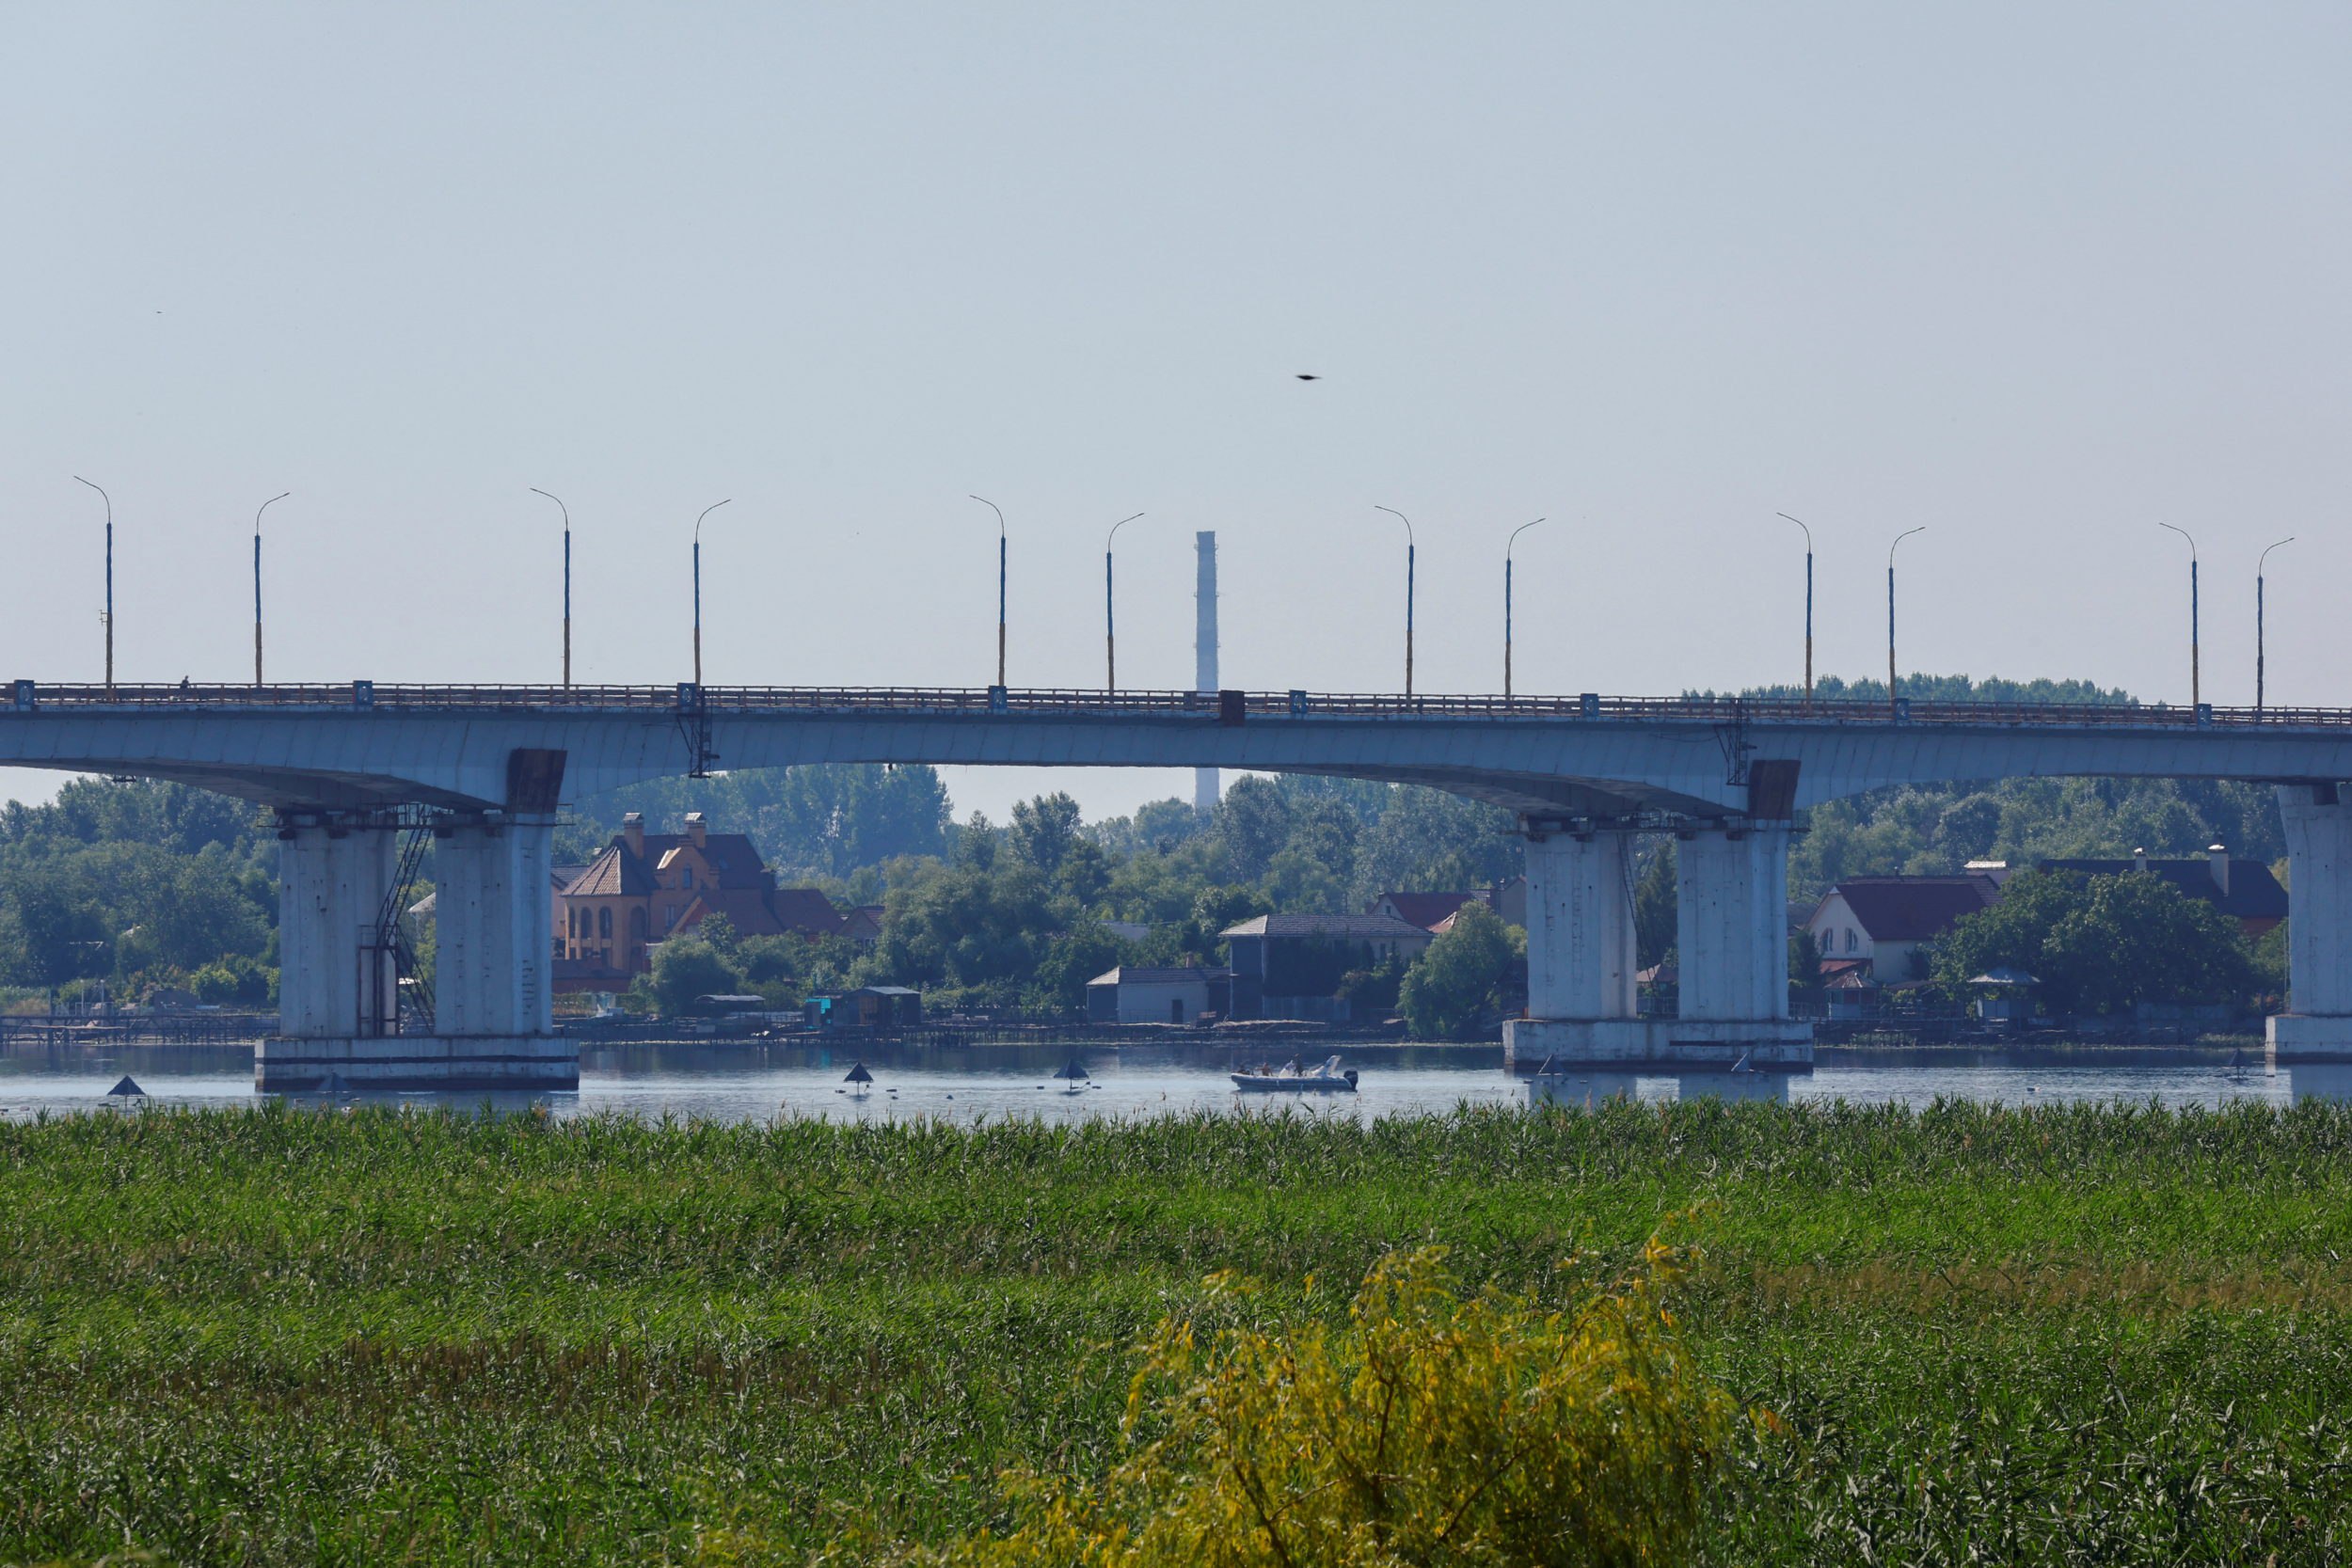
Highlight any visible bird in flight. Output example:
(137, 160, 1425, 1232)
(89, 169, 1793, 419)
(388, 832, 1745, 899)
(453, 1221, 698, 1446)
(1295, 373, 1321, 381)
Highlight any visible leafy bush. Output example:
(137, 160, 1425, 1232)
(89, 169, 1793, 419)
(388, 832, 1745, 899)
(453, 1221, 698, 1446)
(1932, 869, 2262, 1014)
(1398, 902, 1522, 1039)
(932, 1243, 1741, 1567)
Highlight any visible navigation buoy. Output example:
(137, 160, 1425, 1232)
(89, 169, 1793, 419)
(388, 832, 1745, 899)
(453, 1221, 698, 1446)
(105, 1075, 145, 1098)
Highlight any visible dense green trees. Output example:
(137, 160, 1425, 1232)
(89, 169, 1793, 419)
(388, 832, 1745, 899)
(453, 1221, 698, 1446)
(1398, 903, 1526, 1039)
(1931, 869, 2269, 1015)
(0, 782, 276, 1002)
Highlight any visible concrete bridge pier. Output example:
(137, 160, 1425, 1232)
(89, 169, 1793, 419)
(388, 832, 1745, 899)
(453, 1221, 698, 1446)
(270, 814, 400, 1044)
(1503, 825, 1642, 1069)
(2268, 784, 2352, 1062)
(1503, 816, 1812, 1071)
(256, 812, 576, 1092)
(1668, 821, 1812, 1068)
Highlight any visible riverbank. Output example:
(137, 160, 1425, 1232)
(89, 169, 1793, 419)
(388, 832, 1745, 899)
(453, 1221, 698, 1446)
(2, 1101, 2347, 1563)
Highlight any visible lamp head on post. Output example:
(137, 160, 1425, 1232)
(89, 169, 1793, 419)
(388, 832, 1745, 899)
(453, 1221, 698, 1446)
(1374, 505, 1415, 697)
(2157, 522, 2200, 711)
(691, 499, 732, 689)
(253, 492, 290, 687)
(970, 495, 1008, 689)
(1504, 517, 1544, 701)
(531, 488, 572, 688)
(2257, 535, 2295, 714)
(1886, 526, 1926, 718)
(73, 476, 112, 689)
(1104, 512, 1144, 692)
(1776, 513, 1814, 705)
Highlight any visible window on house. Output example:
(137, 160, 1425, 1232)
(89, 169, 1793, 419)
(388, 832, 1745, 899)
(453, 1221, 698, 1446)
(1845, 928, 1857, 953)
(682, 867, 694, 890)
(598, 908, 612, 940)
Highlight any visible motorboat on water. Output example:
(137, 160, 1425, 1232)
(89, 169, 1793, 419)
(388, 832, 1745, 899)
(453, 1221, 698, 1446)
(1231, 1053, 1359, 1092)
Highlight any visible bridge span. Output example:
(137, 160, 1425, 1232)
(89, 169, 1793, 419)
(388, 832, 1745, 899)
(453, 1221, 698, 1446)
(9, 679, 2352, 1086)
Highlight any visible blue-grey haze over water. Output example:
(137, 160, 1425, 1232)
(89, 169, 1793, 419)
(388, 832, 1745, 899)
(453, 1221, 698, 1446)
(5, 1041, 2348, 1123)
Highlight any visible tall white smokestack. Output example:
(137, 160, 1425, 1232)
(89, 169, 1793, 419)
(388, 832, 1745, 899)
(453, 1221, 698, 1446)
(1195, 531, 1219, 816)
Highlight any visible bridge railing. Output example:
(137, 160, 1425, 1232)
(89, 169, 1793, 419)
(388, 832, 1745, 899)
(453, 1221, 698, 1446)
(10, 681, 2352, 729)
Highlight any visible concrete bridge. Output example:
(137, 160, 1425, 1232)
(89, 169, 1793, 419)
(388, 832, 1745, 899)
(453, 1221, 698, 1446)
(10, 677, 2352, 1087)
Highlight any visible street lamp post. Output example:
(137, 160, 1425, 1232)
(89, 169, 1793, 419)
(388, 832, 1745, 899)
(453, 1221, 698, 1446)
(1104, 512, 1144, 691)
(1776, 513, 1814, 705)
(1374, 506, 1415, 697)
(2258, 536, 2295, 714)
(253, 492, 290, 686)
(691, 499, 731, 689)
(73, 477, 112, 690)
(531, 488, 572, 688)
(1887, 526, 1926, 718)
(1503, 518, 1544, 701)
(2158, 522, 2200, 710)
(971, 496, 1007, 688)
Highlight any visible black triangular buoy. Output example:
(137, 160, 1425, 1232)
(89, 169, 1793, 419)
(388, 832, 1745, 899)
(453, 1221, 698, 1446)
(322, 1071, 352, 1096)
(106, 1075, 144, 1097)
(844, 1062, 873, 1085)
(1055, 1057, 1089, 1082)
(1533, 1053, 1561, 1077)
(1730, 1051, 1754, 1073)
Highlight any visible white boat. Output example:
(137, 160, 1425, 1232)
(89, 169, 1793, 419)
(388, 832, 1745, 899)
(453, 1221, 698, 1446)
(1231, 1054, 1358, 1092)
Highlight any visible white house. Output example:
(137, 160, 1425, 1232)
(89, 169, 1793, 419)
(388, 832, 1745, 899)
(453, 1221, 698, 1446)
(1086, 966, 1232, 1025)
(1806, 875, 2001, 984)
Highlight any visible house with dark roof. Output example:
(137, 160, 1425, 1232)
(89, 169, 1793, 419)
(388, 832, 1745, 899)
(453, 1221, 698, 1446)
(1369, 879, 1528, 932)
(2035, 846, 2286, 938)
(1221, 912, 1434, 1021)
(1806, 875, 2002, 984)
(553, 812, 845, 991)
(1086, 965, 1233, 1024)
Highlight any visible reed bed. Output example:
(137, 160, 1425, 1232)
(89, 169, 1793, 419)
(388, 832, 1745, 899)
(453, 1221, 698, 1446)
(3, 1098, 2349, 1564)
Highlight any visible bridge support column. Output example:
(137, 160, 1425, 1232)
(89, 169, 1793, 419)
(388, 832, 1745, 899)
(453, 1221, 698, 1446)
(1502, 825, 1643, 1069)
(1504, 817, 1812, 1072)
(256, 812, 576, 1093)
(270, 815, 398, 1042)
(1669, 821, 1812, 1068)
(2268, 784, 2352, 1061)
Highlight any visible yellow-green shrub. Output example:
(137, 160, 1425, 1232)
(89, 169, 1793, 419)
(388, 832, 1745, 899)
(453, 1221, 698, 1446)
(934, 1241, 1743, 1567)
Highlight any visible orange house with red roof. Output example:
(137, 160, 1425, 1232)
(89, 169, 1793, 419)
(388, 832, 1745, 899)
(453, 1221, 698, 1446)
(554, 812, 844, 991)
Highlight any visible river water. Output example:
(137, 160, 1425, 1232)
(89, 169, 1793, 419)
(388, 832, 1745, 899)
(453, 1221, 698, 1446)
(4, 1038, 2349, 1123)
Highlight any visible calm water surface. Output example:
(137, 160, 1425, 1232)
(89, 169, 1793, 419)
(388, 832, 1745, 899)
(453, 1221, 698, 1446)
(4, 1038, 2348, 1122)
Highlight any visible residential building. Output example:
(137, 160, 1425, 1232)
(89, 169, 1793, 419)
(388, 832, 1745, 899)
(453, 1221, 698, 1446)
(1221, 912, 1434, 1021)
(2036, 846, 2286, 938)
(1806, 875, 2002, 983)
(554, 812, 844, 991)
(1086, 965, 1232, 1024)
(805, 986, 923, 1030)
(1368, 878, 1528, 933)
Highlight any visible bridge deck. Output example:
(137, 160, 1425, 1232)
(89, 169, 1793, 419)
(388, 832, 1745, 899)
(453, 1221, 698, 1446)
(11, 681, 2350, 730)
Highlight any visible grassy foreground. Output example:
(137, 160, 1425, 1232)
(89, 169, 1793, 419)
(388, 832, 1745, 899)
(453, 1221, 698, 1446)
(3, 1100, 2351, 1565)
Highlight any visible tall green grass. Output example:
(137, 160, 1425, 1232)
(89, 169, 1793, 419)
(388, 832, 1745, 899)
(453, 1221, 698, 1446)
(2, 1099, 2349, 1563)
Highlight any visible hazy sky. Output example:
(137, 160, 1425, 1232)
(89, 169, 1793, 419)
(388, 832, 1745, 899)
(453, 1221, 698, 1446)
(4, 3, 2347, 823)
